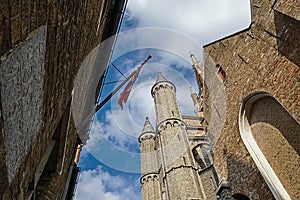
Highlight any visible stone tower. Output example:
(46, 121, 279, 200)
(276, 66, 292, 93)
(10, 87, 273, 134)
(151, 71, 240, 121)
(140, 1, 300, 199)
(190, 54, 205, 118)
(190, 86, 204, 118)
(139, 117, 161, 200)
(139, 73, 204, 200)
(190, 54, 204, 92)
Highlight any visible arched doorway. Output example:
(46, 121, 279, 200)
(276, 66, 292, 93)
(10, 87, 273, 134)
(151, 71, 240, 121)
(239, 92, 300, 200)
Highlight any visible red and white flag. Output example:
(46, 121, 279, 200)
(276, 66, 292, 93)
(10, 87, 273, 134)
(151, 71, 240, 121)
(117, 55, 151, 110)
(118, 66, 142, 109)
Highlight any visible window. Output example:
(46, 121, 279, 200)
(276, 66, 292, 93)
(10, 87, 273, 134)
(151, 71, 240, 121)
(239, 92, 298, 200)
(216, 64, 226, 82)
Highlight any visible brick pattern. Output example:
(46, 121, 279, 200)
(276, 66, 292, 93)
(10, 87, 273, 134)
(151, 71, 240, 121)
(0, 0, 125, 198)
(35, 117, 78, 199)
(203, 0, 300, 199)
(250, 96, 300, 199)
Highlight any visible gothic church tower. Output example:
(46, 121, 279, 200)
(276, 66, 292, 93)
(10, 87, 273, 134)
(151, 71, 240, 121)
(139, 73, 204, 200)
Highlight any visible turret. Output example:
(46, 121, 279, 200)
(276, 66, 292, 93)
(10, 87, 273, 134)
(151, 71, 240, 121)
(190, 54, 204, 92)
(151, 72, 180, 125)
(151, 73, 203, 199)
(139, 117, 161, 200)
(190, 86, 204, 118)
(139, 117, 157, 175)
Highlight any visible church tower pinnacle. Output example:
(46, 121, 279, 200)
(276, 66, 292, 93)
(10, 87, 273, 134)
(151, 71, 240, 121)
(150, 72, 203, 199)
(190, 53, 204, 92)
(151, 72, 180, 125)
(139, 117, 162, 200)
(190, 86, 204, 118)
(190, 54, 205, 118)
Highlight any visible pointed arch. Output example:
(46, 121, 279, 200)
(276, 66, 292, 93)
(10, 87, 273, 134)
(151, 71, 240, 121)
(239, 91, 300, 200)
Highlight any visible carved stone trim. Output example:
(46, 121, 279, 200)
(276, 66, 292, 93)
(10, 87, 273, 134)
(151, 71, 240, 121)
(157, 118, 187, 132)
(139, 132, 156, 142)
(140, 173, 160, 184)
(151, 81, 176, 97)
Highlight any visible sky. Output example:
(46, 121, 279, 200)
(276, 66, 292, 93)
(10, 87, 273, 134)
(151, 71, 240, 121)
(75, 1, 251, 199)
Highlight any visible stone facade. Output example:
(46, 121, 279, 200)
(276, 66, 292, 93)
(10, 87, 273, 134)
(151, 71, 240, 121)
(202, 0, 299, 199)
(139, 73, 217, 200)
(140, 0, 299, 200)
(0, 0, 126, 199)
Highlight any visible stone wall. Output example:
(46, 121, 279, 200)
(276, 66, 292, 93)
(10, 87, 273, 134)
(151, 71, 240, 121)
(0, 0, 125, 198)
(250, 96, 300, 199)
(1, 26, 46, 184)
(203, 0, 299, 199)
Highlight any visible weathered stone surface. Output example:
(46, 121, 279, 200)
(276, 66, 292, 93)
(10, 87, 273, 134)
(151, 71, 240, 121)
(250, 96, 300, 199)
(273, 0, 300, 20)
(0, 26, 46, 183)
(0, 0, 125, 199)
(140, 73, 216, 200)
(203, 0, 300, 199)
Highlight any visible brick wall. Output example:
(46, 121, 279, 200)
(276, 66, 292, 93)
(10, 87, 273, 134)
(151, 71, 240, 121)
(203, 0, 299, 199)
(250, 96, 300, 199)
(0, 0, 125, 198)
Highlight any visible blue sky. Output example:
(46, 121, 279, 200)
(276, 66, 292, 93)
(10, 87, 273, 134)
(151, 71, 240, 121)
(75, 1, 251, 199)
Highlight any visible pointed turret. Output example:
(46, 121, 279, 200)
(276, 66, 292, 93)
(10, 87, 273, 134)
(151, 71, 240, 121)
(190, 53, 199, 65)
(152, 72, 176, 96)
(190, 54, 204, 91)
(155, 72, 168, 84)
(139, 117, 162, 200)
(151, 73, 179, 124)
(142, 117, 155, 132)
(150, 73, 203, 199)
(139, 117, 155, 142)
(139, 117, 155, 141)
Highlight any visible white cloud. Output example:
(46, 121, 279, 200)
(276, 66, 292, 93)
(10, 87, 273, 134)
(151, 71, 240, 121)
(114, 27, 202, 63)
(77, 1, 252, 198)
(108, 62, 196, 137)
(82, 61, 196, 172)
(75, 166, 140, 200)
(88, 62, 196, 147)
(126, 0, 251, 44)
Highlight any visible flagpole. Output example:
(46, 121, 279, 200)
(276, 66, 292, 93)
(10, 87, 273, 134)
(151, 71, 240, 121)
(76, 55, 152, 131)
(95, 55, 152, 113)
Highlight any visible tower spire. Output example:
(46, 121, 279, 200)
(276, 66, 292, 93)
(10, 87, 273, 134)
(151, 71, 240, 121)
(190, 54, 204, 91)
(151, 73, 178, 124)
(190, 53, 199, 65)
(150, 73, 203, 199)
(155, 72, 168, 84)
(139, 117, 161, 200)
(141, 117, 155, 135)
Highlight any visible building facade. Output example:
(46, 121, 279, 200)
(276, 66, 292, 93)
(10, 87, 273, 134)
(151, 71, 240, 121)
(0, 0, 126, 199)
(139, 72, 218, 200)
(140, 0, 299, 200)
(203, 0, 299, 199)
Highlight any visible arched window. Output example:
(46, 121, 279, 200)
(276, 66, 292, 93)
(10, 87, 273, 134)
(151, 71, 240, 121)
(239, 92, 300, 200)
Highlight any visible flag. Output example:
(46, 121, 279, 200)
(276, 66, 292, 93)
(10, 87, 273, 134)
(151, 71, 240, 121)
(118, 66, 142, 109)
